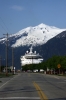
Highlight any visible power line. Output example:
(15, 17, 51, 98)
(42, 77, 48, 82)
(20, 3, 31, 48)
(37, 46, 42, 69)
(0, 16, 11, 33)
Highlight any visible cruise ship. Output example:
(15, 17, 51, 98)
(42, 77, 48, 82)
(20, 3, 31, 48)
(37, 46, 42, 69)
(20, 47, 43, 66)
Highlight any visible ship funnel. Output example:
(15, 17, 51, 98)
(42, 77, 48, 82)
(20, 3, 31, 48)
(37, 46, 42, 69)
(34, 51, 36, 54)
(29, 46, 33, 53)
(26, 51, 28, 53)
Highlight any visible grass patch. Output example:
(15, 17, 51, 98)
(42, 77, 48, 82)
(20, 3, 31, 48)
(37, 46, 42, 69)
(58, 74, 66, 76)
(0, 73, 14, 78)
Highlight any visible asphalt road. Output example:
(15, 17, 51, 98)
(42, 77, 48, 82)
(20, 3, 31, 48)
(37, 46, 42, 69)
(0, 73, 66, 100)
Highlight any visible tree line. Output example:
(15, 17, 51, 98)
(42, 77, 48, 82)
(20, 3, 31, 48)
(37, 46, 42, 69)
(22, 55, 66, 74)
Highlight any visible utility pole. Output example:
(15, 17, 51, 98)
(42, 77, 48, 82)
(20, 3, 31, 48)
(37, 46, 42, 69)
(0, 56, 1, 73)
(3, 33, 9, 76)
(12, 47, 14, 74)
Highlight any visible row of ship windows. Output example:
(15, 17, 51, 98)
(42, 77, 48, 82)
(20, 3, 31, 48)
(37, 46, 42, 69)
(25, 57, 42, 59)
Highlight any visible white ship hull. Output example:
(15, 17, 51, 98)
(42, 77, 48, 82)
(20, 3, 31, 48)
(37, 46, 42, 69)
(20, 47, 43, 66)
(21, 58, 43, 66)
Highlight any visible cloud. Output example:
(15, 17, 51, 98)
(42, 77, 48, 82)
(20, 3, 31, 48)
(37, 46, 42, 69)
(11, 5, 23, 11)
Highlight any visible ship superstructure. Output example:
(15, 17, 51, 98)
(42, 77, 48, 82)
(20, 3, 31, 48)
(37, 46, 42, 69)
(20, 47, 43, 66)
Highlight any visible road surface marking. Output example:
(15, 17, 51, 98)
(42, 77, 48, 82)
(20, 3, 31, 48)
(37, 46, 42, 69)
(0, 80, 9, 89)
(0, 74, 19, 89)
(0, 97, 40, 99)
(54, 76, 59, 79)
(33, 81, 48, 100)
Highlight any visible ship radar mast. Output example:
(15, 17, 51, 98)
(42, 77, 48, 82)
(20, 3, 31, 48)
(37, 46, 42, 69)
(29, 46, 33, 53)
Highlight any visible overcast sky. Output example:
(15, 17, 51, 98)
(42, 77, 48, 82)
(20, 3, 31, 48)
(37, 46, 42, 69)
(0, 0, 66, 37)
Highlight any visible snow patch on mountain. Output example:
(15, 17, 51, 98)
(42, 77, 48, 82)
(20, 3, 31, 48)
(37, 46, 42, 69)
(0, 23, 66, 47)
(11, 23, 65, 47)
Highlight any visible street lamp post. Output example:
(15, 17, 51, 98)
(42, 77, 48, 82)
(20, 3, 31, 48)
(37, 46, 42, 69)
(12, 47, 14, 74)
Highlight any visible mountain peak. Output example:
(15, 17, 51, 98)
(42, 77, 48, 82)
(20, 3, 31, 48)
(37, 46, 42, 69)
(11, 23, 66, 47)
(38, 23, 46, 27)
(0, 23, 66, 47)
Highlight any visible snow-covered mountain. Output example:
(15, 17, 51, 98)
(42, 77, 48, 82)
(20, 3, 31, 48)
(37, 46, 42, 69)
(0, 23, 66, 47)
(0, 23, 66, 69)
